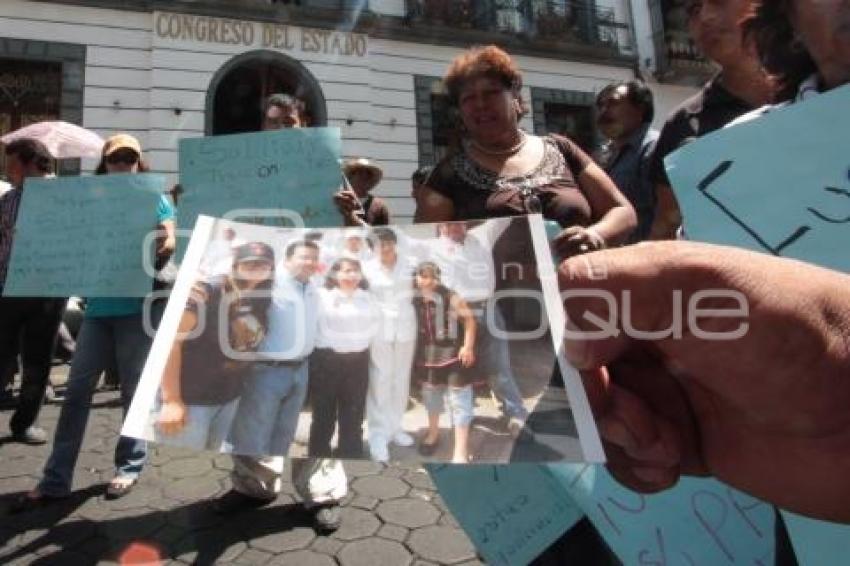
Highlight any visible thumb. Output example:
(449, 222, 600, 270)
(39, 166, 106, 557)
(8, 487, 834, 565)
(558, 243, 679, 369)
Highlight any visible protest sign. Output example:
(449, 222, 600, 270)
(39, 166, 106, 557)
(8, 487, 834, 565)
(781, 512, 848, 566)
(666, 86, 850, 564)
(177, 128, 342, 249)
(550, 464, 777, 566)
(3, 173, 166, 297)
(430, 464, 583, 566)
(665, 84, 850, 271)
(123, 215, 604, 464)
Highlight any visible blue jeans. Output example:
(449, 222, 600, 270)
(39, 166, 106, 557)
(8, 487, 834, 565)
(156, 399, 239, 451)
(226, 361, 308, 456)
(39, 314, 150, 496)
(475, 306, 528, 419)
(422, 384, 474, 427)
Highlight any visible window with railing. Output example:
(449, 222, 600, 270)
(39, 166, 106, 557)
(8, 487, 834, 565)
(651, 0, 714, 81)
(405, 0, 631, 54)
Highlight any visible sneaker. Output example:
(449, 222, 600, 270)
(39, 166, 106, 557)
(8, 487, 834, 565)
(311, 503, 341, 533)
(369, 441, 389, 463)
(391, 431, 414, 447)
(507, 417, 525, 439)
(12, 425, 48, 445)
(212, 489, 274, 515)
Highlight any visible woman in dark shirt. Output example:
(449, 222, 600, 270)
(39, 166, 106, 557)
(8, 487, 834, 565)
(414, 45, 636, 257)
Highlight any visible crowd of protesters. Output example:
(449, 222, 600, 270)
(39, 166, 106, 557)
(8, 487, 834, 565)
(1, 1, 847, 560)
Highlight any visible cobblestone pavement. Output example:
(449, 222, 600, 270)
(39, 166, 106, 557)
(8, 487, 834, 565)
(0, 356, 588, 565)
(0, 374, 487, 565)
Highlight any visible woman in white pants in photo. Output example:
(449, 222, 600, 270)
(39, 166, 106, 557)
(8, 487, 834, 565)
(364, 227, 418, 462)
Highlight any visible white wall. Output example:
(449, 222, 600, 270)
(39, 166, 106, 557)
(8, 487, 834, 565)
(1, 0, 696, 222)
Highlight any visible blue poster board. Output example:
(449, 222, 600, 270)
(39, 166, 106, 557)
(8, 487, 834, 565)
(665, 85, 850, 271)
(430, 464, 583, 566)
(178, 127, 343, 248)
(4, 173, 165, 297)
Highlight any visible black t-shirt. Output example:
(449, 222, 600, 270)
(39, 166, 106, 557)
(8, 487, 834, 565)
(650, 75, 754, 188)
(179, 276, 249, 405)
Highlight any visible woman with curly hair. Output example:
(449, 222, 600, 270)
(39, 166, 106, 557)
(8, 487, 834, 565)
(157, 241, 275, 450)
(414, 45, 636, 255)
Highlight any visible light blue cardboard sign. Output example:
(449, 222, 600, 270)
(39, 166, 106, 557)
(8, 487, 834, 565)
(781, 512, 849, 566)
(430, 464, 583, 566)
(4, 173, 166, 297)
(549, 464, 777, 566)
(178, 128, 342, 250)
(665, 84, 850, 272)
(667, 85, 850, 563)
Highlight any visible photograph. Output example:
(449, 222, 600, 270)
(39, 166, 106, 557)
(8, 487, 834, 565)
(123, 214, 604, 464)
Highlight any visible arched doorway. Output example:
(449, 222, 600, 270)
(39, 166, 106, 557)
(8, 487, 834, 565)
(206, 50, 327, 135)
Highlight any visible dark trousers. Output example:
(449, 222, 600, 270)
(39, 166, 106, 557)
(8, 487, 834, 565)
(0, 296, 66, 434)
(307, 348, 369, 459)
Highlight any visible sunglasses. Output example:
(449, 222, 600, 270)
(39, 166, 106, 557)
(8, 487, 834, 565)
(106, 151, 139, 165)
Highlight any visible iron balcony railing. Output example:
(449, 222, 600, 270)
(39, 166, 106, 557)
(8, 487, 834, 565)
(404, 0, 633, 55)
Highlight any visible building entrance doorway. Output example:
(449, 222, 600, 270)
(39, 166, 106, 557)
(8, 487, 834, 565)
(208, 51, 327, 135)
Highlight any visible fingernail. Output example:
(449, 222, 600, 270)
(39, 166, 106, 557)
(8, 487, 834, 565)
(633, 466, 675, 486)
(600, 419, 636, 452)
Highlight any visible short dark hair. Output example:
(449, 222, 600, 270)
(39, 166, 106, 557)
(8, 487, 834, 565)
(264, 93, 307, 116)
(596, 80, 655, 124)
(4, 138, 53, 174)
(284, 239, 319, 259)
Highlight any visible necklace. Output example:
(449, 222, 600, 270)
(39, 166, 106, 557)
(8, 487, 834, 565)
(469, 130, 527, 156)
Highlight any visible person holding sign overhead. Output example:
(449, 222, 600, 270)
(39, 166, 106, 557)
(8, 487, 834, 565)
(14, 134, 176, 510)
(214, 93, 348, 534)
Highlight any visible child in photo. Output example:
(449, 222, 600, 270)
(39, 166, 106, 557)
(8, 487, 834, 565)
(412, 261, 477, 463)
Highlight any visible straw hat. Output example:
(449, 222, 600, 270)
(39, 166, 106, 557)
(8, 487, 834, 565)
(342, 157, 383, 190)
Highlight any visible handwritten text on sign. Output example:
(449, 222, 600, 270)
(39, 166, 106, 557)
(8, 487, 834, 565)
(178, 128, 342, 253)
(429, 464, 583, 566)
(665, 84, 850, 272)
(4, 173, 165, 297)
(550, 464, 776, 566)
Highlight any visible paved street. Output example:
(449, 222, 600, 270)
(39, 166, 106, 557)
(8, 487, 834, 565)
(0, 365, 577, 565)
